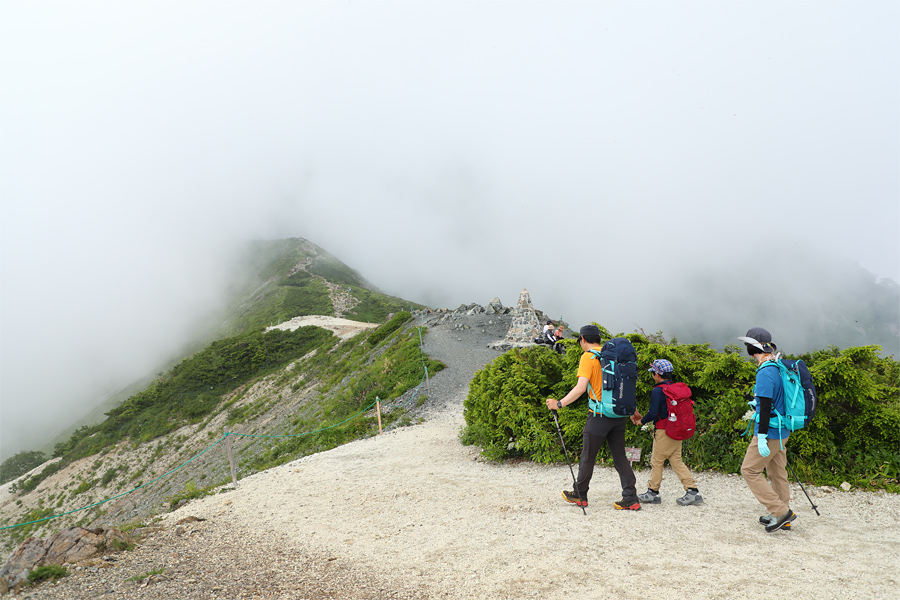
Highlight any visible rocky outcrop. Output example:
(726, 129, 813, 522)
(414, 289, 552, 351)
(0, 538, 45, 594)
(485, 297, 505, 315)
(0, 527, 133, 594)
(413, 301, 513, 342)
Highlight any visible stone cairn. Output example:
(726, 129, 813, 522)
(503, 288, 542, 344)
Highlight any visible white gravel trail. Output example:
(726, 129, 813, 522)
(165, 327, 900, 600)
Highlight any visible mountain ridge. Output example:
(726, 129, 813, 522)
(2, 236, 897, 563)
(2, 319, 897, 599)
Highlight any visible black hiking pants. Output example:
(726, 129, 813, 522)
(575, 413, 637, 502)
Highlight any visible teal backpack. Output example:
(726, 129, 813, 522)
(755, 358, 818, 432)
(585, 337, 638, 418)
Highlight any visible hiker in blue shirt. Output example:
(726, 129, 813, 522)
(738, 327, 795, 532)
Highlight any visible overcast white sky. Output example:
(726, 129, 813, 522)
(1, 1, 898, 460)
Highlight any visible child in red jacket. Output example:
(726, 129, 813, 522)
(631, 359, 703, 506)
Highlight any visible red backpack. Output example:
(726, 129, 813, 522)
(661, 382, 695, 440)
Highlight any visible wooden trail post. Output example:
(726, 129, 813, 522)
(224, 428, 238, 488)
(376, 397, 383, 435)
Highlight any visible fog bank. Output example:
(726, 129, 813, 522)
(2, 1, 897, 461)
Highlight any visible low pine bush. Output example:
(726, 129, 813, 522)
(461, 327, 900, 491)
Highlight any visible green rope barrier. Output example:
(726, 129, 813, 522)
(0, 390, 414, 531)
(0, 435, 229, 531)
(390, 377, 425, 409)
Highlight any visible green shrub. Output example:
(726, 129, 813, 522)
(367, 311, 412, 346)
(13, 460, 62, 495)
(101, 467, 119, 486)
(128, 568, 164, 582)
(110, 538, 135, 552)
(461, 328, 899, 490)
(27, 564, 68, 584)
(71, 480, 93, 496)
(166, 481, 215, 508)
(0, 451, 47, 485)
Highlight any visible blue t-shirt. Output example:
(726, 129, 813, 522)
(754, 363, 789, 439)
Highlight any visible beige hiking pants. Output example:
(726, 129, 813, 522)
(741, 434, 791, 516)
(648, 428, 697, 491)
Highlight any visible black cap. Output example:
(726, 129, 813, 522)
(579, 325, 601, 338)
(738, 327, 776, 353)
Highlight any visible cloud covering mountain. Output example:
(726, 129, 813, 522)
(1, 2, 897, 461)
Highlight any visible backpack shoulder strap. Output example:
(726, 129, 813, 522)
(585, 349, 605, 406)
(756, 359, 781, 374)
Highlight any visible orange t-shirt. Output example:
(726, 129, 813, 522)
(576, 349, 604, 402)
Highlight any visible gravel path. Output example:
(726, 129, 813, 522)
(24, 317, 900, 599)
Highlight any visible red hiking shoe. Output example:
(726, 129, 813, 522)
(562, 490, 588, 507)
(614, 499, 641, 511)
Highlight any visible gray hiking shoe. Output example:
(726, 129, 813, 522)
(676, 489, 703, 506)
(637, 489, 661, 504)
(765, 510, 796, 532)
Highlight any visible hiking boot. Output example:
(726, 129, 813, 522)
(562, 490, 587, 507)
(613, 499, 641, 511)
(765, 510, 796, 532)
(759, 514, 792, 530)
(676, 489, 703, 506)
(638, 489, 661, 504)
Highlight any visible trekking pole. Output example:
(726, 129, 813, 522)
(551, 410, 586, 515)
(785, 452, 820, 516)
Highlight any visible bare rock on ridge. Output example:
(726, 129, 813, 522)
(0, 527, 133, 594)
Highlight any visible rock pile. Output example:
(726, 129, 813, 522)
(413, 299, 513, 338)
(413, 288, 549, 351)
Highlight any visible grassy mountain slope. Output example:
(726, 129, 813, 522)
(0, 313, 443, 554)
(25, 237, 423, 462)
(0, 238, 434, 553)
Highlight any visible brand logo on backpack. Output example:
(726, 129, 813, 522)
(586, 337, 638, 418)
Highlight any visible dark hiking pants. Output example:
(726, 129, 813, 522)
(575, 413, 637, 502)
